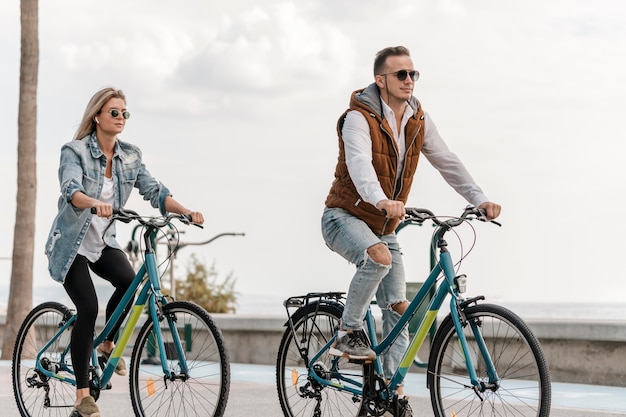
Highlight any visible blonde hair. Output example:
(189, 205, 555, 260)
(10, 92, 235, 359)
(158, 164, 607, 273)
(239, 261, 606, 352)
(74, 87, 127, 140)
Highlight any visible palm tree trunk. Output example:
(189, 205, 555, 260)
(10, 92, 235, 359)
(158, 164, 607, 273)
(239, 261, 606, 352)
(1, 0, 39, 360)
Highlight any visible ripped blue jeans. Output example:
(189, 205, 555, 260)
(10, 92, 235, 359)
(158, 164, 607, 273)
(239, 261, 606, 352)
(321, 207, 409, 380)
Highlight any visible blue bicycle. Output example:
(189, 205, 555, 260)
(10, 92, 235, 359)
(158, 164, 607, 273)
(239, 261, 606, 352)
(276, 206, 551, 417)
(12, 209, 230, 417)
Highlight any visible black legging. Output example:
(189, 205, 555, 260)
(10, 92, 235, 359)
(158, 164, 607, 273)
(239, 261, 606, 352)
(63, 247, 135, 389)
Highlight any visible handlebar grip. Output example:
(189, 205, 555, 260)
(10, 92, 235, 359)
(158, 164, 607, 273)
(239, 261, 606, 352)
(90, 207, 120, 215)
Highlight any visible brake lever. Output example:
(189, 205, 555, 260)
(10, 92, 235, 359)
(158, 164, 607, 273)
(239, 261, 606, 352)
(179, 214, 204, 229)
(476, 215, 502, 227)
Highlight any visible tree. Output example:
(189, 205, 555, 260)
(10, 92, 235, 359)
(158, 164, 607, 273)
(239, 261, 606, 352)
(1, 0, 39, 360)
(174, 255, 237, 314)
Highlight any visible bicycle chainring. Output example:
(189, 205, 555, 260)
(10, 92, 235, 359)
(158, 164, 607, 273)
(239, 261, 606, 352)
(362, 375, 389, 416)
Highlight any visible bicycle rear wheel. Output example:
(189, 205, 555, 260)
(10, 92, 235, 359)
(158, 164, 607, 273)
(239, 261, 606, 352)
(129, 300, 230, 417)
(428, 303, 551, 417)
(12, 302, 76, 417)
(276, 302, 365, 417)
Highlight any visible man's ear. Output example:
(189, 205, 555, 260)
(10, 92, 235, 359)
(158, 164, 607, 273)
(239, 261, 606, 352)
(375, 74, 386, 90)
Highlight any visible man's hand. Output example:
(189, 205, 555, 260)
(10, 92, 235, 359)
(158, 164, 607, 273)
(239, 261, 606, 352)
(376, 199, 405, 219)
(478, 202, 501, 220)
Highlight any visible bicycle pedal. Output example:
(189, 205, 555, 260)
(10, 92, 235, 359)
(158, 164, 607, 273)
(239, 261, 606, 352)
(329, 348, 371, 363)
(349, 355, 375, 364)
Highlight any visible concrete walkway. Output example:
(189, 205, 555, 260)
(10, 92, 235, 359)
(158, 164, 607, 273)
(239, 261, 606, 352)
(2, 361, 625, 416)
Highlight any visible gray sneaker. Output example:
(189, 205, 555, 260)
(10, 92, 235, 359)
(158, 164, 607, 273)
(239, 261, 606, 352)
(329, 330, 375, 360)
(71, 395, 101, 417)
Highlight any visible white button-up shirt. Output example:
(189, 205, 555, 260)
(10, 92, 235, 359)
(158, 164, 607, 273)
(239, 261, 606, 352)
(341, 102, 489, 208)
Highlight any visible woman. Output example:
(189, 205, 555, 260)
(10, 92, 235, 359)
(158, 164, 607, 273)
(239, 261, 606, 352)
(45, 87, 204, 417)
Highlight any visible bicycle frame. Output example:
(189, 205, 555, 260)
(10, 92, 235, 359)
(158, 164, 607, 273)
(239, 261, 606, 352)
(306, 224, 500, 398)
(33, 226, 188, 389)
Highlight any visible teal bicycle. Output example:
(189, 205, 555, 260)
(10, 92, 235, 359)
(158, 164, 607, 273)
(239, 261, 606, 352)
(12, 209, 230, 417)
(276, 206, 551, 417)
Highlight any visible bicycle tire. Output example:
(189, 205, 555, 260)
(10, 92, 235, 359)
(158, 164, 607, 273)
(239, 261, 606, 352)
(129, 300, 230, 417)
(428, 303, 551, 417)
(12, 302, 76, 417)
(276, 302, 365, 417)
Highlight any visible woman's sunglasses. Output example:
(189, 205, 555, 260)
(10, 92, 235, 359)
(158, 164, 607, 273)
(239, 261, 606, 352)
(380, 69, 420, 82)
(106, 109, 131, 119)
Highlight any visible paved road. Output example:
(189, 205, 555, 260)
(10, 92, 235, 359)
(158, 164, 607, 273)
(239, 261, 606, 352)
(2, 361, 625, 416)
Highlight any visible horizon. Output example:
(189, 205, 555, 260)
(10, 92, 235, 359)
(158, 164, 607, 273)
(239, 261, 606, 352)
(1, 281, 624, 321)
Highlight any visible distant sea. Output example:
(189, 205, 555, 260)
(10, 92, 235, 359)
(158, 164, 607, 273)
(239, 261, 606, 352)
(234, 293, 626, 321)
(1, 284, 624, 321)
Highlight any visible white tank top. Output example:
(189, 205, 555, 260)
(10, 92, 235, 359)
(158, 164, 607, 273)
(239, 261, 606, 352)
(78, 176, 115, 262)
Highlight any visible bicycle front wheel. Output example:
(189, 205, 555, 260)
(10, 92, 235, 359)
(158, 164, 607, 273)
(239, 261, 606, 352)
(12, 302, 75, 417)
(428, 303, 551, 417)
(129, 301, 230, 417)
(276, 302, 365, 417)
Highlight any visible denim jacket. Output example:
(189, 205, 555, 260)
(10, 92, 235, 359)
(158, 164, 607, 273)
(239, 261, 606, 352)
(45, 133, 171, 283)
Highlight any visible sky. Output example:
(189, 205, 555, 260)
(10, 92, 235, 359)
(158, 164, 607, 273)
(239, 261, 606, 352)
(1, 0, 625, 312)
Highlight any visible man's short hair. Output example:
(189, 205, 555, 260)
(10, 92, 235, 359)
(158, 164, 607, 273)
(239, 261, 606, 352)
(374, 46, 411, 76)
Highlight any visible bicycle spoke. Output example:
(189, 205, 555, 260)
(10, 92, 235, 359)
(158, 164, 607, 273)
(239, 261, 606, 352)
(429, 304, 551, 417)
(129, 301, 229, 417)
(277, 302, 364, 417)
(12, 302, 76, 417)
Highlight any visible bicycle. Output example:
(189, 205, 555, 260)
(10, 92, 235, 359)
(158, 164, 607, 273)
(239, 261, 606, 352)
(276, 206, 551, 417)
(12, 208, 230, 417)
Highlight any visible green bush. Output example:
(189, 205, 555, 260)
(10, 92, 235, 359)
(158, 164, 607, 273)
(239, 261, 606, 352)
(173, 254, 238, 313)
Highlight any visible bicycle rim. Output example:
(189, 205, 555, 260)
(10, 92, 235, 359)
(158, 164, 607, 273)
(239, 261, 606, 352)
(129, 301, 230, 417)
(12, 302, 76, 417)
(429, 303, 551, 417)
(276, 303, 364, 417)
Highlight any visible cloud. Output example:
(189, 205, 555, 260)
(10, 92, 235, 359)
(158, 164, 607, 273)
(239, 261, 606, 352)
(36, 2, 355, 118)
(168, 3, 355, 114)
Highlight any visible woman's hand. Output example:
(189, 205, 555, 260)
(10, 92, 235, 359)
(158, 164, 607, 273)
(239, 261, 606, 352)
(92, 201, 113, 218)
(186, 211, 204, 225)
(71, 191, 112, 218)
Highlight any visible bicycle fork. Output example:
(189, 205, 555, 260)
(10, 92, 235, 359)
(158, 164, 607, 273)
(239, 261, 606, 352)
(450, 297, 500, 395)
(146, 296, 190, 380)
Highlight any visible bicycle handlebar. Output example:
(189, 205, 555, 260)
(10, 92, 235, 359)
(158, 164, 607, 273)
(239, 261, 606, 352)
(90, 207, 203, 229)
(401, 206, 502, 228)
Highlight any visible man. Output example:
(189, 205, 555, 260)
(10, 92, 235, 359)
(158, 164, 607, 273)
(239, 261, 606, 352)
(321, 46, 501, 415)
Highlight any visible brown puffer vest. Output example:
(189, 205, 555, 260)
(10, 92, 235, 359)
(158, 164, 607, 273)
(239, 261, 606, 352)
(325, 83, 425, 235)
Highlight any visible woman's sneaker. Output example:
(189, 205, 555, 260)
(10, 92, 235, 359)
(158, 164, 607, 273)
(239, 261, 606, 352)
(383, 396, 413, 417)
(380, 397, 413, 417)
(98, 347, 127, 376)
(329, 330, 375, 360)
(71, 395, 101, 417)
(397, 396, 413, 417)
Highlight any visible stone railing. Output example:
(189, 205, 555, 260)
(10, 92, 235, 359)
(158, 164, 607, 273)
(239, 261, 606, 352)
(1, 314, 624, 386)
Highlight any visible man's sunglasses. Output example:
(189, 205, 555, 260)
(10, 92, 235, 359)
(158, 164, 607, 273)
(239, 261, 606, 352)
(106, 109, 131, 119)
(380, 69, 420, 82)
